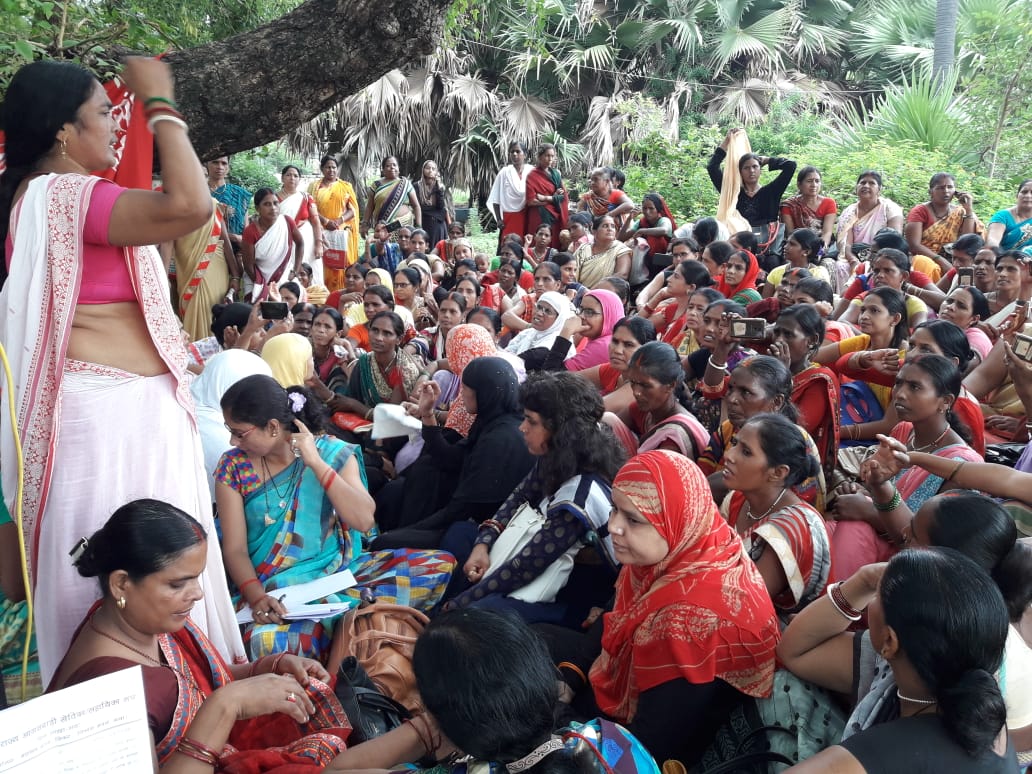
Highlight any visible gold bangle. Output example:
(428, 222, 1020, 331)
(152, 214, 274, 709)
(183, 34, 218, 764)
(946, 459, 966, 482)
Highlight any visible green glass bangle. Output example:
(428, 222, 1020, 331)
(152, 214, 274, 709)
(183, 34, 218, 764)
(144, 96, 177, 109)
(874, 488, 902, 512)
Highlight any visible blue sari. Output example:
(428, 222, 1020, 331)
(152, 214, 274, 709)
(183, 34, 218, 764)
(216, 436, 455, 661)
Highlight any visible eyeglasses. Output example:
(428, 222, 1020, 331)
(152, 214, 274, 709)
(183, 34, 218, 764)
(225, 424, 259, 441)
(534, 304, 558, 315)
(577, 308, 601, 318)
(394, 282, 412, 289)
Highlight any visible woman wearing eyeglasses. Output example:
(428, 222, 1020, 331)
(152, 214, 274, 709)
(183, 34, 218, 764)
(536, 289, 626, 372)
(504, 291, 575, 370)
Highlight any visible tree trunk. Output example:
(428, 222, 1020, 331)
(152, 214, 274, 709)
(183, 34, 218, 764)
(164, 0, 452, 160)
(932, 0, 958, 86)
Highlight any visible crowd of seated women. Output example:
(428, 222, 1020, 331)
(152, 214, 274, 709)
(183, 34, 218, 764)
(7, 120, 1032, 774)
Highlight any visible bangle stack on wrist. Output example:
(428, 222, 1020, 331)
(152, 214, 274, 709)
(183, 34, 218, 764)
(873, 487, 902, 512)
(177, 738, 221, 766)
(144, 96, 188, 133)
(827, 582, 863, 621)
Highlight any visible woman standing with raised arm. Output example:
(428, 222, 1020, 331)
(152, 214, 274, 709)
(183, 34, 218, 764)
(707, 127, 796, 265)
(0, 57, 245, 681)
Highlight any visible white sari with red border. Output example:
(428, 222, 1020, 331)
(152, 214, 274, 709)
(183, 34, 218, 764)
(0, 174, 245, 680)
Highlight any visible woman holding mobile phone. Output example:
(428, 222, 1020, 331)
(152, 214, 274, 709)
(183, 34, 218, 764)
(905, 173, 981, 278)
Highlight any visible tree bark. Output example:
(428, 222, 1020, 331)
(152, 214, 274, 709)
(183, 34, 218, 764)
(164, 0, 452, 160)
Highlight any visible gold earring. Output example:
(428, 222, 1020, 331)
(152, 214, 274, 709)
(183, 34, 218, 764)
(117, 596, 126, 610)
(59, 138, 68, 158)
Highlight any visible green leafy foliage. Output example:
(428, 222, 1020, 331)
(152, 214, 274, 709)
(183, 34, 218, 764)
(618, 104, 1014, 225)
(227, 144, 308, 195)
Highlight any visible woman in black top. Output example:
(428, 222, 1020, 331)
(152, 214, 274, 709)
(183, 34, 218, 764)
(707, 128, 797, 228)
(782, 548, 1018, 773)
(371, 357, 534, 550)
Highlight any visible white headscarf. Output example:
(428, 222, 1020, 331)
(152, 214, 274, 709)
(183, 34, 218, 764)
(190, 349, 272, 502)
(505, 290, 575, 356)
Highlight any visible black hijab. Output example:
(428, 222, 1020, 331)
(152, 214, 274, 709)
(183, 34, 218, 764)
(461, 356, 521, 443)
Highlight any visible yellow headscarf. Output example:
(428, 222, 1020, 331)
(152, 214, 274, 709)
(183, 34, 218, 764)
(367, 268, 394, 291)
(261, 333, 313, 387)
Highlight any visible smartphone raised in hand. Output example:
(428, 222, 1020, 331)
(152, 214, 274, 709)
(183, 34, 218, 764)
(260, 301, 289, 320)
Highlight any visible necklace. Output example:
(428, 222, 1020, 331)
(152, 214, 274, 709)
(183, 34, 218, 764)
(908, 423, 950, 452)
(210, 182, 227, 195)
(746, 488, 787, 521)
(88, 613, 202, 693)
(260, 456, 301, 523)
(929, 202, 951, 221)
(896, 688, 936, 706)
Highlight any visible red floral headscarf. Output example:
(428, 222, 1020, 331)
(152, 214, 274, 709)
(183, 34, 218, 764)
(590, 451, 779, 722)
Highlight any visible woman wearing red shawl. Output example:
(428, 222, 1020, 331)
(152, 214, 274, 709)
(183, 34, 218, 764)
(525, 144, 568, 249)
(622, 192, 676, 258)
(715, 249, 761, 304)
(50, 500, 351, 771)
(549, 451, 779, 765)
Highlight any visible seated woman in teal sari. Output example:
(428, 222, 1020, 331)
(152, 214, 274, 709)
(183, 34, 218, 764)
(987, 179, 1032, 251)
(0, 494, 40, 705)
(216, 376, 454, 662)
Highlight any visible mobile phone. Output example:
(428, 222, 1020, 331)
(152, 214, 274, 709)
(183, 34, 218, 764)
(650, 252, 673, 269)
(260, 301, 289, 320)
(730, 317, 768, 340)
(333, 344, 347, 359)
(1013, 333, 1032, 362)
(958, 267, 973, 286)
(385, 219, 403, 232)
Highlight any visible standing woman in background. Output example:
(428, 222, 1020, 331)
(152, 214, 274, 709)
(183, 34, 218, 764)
(277, 164, 323, 277)
(525, 143, 569, 250)
(363, 156, 421, 239)
(488, 142, 531, 248)
(0, 57, 245, 681)
(309, 155, 359, 293)
(416, 160, 450, 247)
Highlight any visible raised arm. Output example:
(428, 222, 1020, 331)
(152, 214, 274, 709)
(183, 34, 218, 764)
(777, 563, 885, 694)
(106, 59, 212, 246)
(762, 155, 797, 200)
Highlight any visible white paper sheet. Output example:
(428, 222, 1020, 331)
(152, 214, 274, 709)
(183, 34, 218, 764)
(235, 569, 357, 623)
(0, 666, 152, 772)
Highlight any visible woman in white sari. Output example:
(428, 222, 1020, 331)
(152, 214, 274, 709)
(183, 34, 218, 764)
(0, 57, 246, 682)
(277, 165, 324, 283)
(242, 187, 305, 301)
(488, 142, 531, 247)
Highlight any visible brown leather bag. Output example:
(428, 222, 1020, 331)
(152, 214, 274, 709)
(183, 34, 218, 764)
(326, 602, 429, 712)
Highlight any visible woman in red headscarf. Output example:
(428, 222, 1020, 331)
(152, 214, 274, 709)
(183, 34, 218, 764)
(546, 451, 779, 766)
(716, 249, 761, 304)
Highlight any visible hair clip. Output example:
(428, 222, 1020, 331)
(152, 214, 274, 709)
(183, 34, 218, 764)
(69, 537, 89, 562)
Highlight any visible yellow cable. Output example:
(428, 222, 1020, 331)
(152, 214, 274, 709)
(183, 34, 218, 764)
(0, 339, 32, 703)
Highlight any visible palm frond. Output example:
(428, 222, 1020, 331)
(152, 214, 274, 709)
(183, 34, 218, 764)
(708, 7, 794, 76)
(498, 96, 560, 145)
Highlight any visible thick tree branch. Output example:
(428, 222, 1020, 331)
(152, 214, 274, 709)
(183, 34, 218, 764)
(165, 0, 452, 160)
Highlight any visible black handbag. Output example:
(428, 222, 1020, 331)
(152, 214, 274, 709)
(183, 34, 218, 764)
(333, 655, 412, 745)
